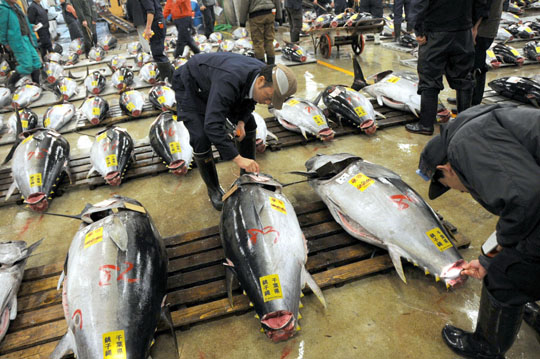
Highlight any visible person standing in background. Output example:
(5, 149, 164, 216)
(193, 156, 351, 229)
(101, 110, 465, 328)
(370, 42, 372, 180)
(27, 0, 53, 57)
(198, 0, 215, 38)
(70, 0, 97, 57)
(59, 0, 84, 41)
(393, 0, 415, 42)
(359, 0, 382, 43)
(313, 0, 333, 15)
(126, 0, 151, 52)
(285, 0, 303, 43)
(164, 0, 200, 58)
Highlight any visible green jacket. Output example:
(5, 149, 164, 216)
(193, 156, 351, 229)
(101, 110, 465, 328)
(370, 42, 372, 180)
(0, 0, 38, 48)
(70, 0, 95, 23)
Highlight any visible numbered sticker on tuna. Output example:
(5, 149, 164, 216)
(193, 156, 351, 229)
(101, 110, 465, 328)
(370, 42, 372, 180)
(118, 75, 124, 81)
(260, 274, 283, 302)
(105, 154, 118, 167)
(97, 132, 107, 142)
(426, 227, 453, 252)
(21, 120, 28, 129)
(313, 115, 324, 126)
(44, 118, 51, 127)
(29, 173, 42, 187)
(169, 141, 182, 154)
(536, 47, 540, 53)
(510, 49, 520, 56)
(157, 96, 165, 104)
(269, 197, 287, 214)
(91, 80, 98, 87)
(102, 330, 126, 359)
(149, 70, 156, 76)
(349, 172, 374, 191)
(21, 135, 33, 144)
(525, 28, 532, 33)
(84, 226, 103, 248)
(60, 85, 67, 92)
(354, 106, 367, 117)
(13, 94, 19, 100)
(126, 102, 135, 111)
(486, 50, 495, 58)
(507, 76, 521, 84)
(386, 76, 400, 83)
(93, 108, 101, 116)
(287, 99, 299, 106)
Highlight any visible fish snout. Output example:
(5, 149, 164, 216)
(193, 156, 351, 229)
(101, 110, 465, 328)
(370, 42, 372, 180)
(90, 117, 100, 125)
(360, 119, 376, 131)
(261, 311, 296, 343)
(491, 60, 502, 69)
(47, 76, 56, 84)
(105, 171, 122, 186)
(441, 259, 468, 288)
(169, 160, 187, 176)
(132, 109, 141, 117)
(256, 139, 266, 153)
(318, 128, 335, 141)
(516, 57, 525, 66)
(26, 193, 48, 212)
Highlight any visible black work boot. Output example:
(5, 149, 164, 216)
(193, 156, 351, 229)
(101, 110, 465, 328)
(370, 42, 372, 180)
(266, 56, 275, 65)
(456, 88, 473, 113)
(405, 90, 438, 135)
(442, 285, 524, 359)
(31, 69, 40, 84)
(156, 62, 174, 82)
(6, 71, 22, 92)
(193, 150, 225, 211)
(524, 302, 540, 336)
(394, 22, 401, 43)
(236, 130, 256, 175)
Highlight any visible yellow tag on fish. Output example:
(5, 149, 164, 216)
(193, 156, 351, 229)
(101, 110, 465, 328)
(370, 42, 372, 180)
(313, 115, 324, 126)
(260, 274, 283, 302)
(13, 94, 19, 100)
(60, 85, 67, 92)
(525, 27, 532, 33)
(172, 115, 178, 121)
(287, 99, 299, 106)
(1, 66, 6, 70)
(157, 96, 165, 104)
(46, 70, 52, 75)
(21, 135, 33, 144)
(511, 49, 520, 56)
(163, 86, 171, 91)
(91, 80, 98, 87)
(118, 75, 124, 81)
(44, 118, 51, 127)
(97, 132, 107, 142)
(113, 60, 118, 64)
(169, 141, 181, 154)
(85, 226, 103, 248)
(93, 108, 101, 116)
(149, 70, 156, 76)
(536, 47, 540, 53)
(349, 172, 374, 191)
(25, 84, 32, 88)
(354, 106, 367, 117)
(29, 173, 42, 187)
(386, 76, 400, 83)
(426, 227, 453, 252)
(486, 50, 495, 58)
(105, 154, 118, 167)
(269, 196, 287, 214)
(21, 120, 28, 128)
(296, 49, 304, 55)
(102, 330, 127, 359)
(126, 102, 135, 111)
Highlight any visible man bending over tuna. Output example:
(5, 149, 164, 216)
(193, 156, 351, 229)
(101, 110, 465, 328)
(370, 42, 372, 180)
(417, 104, 540, 358)
(172, 53, 297, 211)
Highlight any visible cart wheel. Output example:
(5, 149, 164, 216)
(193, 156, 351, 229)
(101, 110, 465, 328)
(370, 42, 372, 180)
(351, 34, 365, 55)
(319, 34, 332, 59)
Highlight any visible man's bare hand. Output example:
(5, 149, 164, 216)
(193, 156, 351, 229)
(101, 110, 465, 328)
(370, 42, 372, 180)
(416, 35, 426, 46)
(82, 20, 88, 27)
(233, 155, 260, 173)
(143, 27, 153, 40)
(461, 259, 487, 280)
(200, 5, 206, 10)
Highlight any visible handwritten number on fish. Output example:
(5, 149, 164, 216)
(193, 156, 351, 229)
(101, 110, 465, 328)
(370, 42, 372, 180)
(160, 127, 175, 139)
(98, 262, 139, 286)
(390, 194, 413, 210)
(102, 140, 118, 152)
(247, 226, 280, 245)
(27, 148, 49, 160)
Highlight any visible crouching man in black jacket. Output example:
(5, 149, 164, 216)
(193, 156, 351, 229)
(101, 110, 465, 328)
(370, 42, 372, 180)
(172, 53, 297, 210)
(417, 104, 540, 358)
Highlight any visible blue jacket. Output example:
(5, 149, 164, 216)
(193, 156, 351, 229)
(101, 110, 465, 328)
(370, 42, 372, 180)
(172, 53, 264, 160)
(0, 1, 39, 48)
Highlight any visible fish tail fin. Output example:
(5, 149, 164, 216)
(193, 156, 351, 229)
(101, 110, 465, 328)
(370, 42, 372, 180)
(352, 55, 367, 91)
(51, 331, 76, 359)
(225, 266, 235, 308)
(161, 302, 180, 359)
(5, 182, 18, 201)
(267, 130, 278, 141)
(26, 238, 44, 257)
(302, 267, 327, 309)
(376, 95, 384, 107)
(388, 248, 407, 284)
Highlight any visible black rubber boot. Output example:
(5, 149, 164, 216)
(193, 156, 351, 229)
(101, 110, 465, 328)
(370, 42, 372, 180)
(266, 56, 275, 65)
(394, 22, 401, 43)
(456, 88, 473, 113)
(442, 285, 524, 359)
(524, 302, 540, 335)
(6, 71, 22, 91)
(193, 150, 225, 211)
(236, 130, 256, 175)
(472, 68, 487, 106)
(405, 90, 438, 135)
(31, 69, 40, 85)
(156, 62, 174, 82)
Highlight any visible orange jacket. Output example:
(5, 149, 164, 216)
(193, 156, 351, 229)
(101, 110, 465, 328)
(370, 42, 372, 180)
(163, 0, 192, 20)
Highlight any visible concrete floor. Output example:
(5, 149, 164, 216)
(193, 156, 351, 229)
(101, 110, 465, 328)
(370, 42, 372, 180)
(1, 18, 540, 359)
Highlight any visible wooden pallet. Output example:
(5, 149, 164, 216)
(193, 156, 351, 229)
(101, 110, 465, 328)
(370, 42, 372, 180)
(0, 201, 470, 358)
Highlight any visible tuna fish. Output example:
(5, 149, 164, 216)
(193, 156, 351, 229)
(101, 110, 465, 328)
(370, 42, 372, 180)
(51, 196, 176, 359)
(317, 85, 380, 133)
(0, 60, 10, 77)
(45, 52, 62, 63)
(523, 41, 540, 62)
(488, 76, 540, 107)
(492, 42, 525, 65)
(313, 14, 333, 29)
(220, 173, 326, 342)
(136, 51, 153, 68)
(84, 71, 106, 95)
(253, 112, 277, 153)
(209, 32, 223, 43)
(295, 153, 467, 287)
(88, 46, 106, 61)
(43, 103, 76, 130)
(232, 27, 248, 39)
(80, 96, 109, 125)
(69, 38, 84, 55)
(5, 129, 70, 211)
(193, 34, 208, 45)
(55, 77, 79, 101)
(110, 55, 128, 71)
(495, 27, 514, 42)
(506, 24, 535, 39)
(127, 41, 142, 54)
(0, 239, 43, 342)
(281, 43, 307, 63)
(200, 43, 213, 53)
(0, 87, 11, 108)
(330, 12, 351, 28)
(62, 52, 80, 66)
(98, 34, 118, 51)
(43, 61, 65, 84)
(111, 67, 135, 91)
(139, 63, 160, 84)
(234, 37, 253, 51)
(344, 12, 372, 27)
(271, 98, 335, 141)
(148, 83, 176, 111)
(7, 109, 39, 135)
(399, 33, 418, 48)
(500, 11, 521, 25)
(88, 127, 134, 186)
(149, 111, 193, 175)
(12, 83, 42, 109)
(485, 47, 502, 68)
(120, 90, 145, 117)
(219, 40, 236, 52)
(173, 57, 188, 69)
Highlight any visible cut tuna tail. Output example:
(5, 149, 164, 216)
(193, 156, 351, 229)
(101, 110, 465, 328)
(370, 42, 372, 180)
(301, 267, 327, 308)
(51, 330, 77, 359)
(160, 302, 181, 359)
(351, 56, 368, 91)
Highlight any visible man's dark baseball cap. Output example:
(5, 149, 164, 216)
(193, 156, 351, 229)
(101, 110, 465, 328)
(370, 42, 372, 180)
(417, 135, 450, 200)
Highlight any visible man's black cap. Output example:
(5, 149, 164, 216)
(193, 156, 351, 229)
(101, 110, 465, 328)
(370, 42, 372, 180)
(417, 135, 450, 200)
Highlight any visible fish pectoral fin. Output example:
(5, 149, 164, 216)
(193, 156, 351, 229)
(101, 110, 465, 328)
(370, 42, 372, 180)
(56, 271, 65, 291)
(375, 111, 386, 119)
(64, 162, 73, 184)
(160, 303, 180, 359)
(388, 248, 407, 284)
(300, 128, 308, 140)
(225, 266, 235, 308)
(408, 104, 419, 118)
(50, 331, 76, 359)
(302, 266, 327, 309)
(376, 96, 384, 107)
(86, 166, 97, 179)
(5, 182, 18, 201)
(267, 130, 278, 141)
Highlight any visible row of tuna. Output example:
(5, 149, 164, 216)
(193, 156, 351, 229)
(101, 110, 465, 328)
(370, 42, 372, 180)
(488, 74, 540, 107)
(485, 41, 540, 67)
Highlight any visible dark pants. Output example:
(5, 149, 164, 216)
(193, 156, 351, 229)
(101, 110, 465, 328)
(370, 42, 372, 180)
(202, 5, 215, 38)
(79, 20, 97, 55)
(150, 19, 168, 63)
(66, 19, 83, 40)
(359, 0, 383, 18)
(393, 0, 414, 30)
(472, 36, 495, 106)
(484, 248, 540, 306)
(286, 8, 303, 43)
(249, 13, 275, 60)
(335, 0, 347, 14)
(173, 17, 200, 58)
(37, 27, 53, 57)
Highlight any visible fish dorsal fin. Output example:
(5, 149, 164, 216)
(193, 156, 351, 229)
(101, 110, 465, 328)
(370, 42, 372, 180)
(376, 95, 383, 107)
(50, 330, 77, 359)
(388, 246, 407, 284)
(106, 216, 129, 252)
(302, 266, 327, 308)
(374, 111, 386, 119)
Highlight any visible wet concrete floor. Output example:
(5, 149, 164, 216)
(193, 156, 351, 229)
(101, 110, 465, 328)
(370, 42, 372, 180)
(1, 16, 539, 359)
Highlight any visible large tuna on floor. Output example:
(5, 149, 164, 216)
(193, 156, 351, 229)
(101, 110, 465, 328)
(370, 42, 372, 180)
(98, 34, 118, 51)
(51, 196, 176, 359)
(492, 43, 525, 65)
(0, 239, 43, 342)
(88, 127, 135, 186)
(148, 83, 176, 111)
(294, 153, 467, 288)
(281, 43, 307, 63)
(220, 173, 326, 342)
(84, 71, 106, 95)
(6, 129, 70, 211)
(271, 98, 335, 141)
(43, 103, 76, 130)
(111, 67, 134, 91)
(12, 83, 42, 109)
(120, 90, 145, 117)
(80, 96, 109, 125)
(149, 111, 193, 175)
(0, 87, 11, 108)
(55, 77, 79, 101)
(488, 76, 540, 107)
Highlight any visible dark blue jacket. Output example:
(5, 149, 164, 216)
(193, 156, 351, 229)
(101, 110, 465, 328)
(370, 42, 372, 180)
(139, 0, 164, 22)
(285, 0, 302, 10)
(172, 53, 264, 160)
